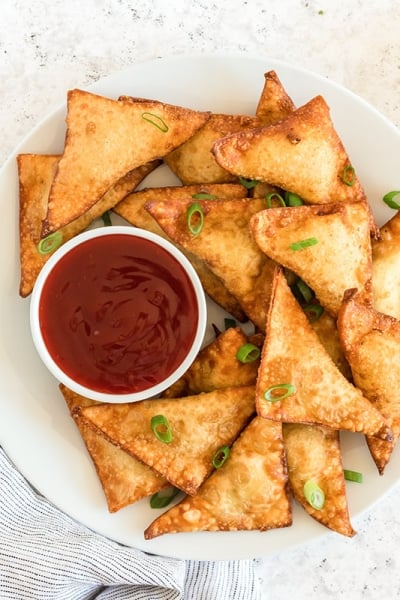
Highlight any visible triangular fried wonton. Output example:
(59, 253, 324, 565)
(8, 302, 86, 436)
(77, 386, 255, 496)
(250, 200, 373, 316)
(161, 326, 262, 398)
(144, 416, 291, 539)
(255, 70, 296, 122)
(372, 210, 400, 320)
(18, 152, 159, 296)
(42, 89, 210, 234)
(114, 183, 247, 321)
(212, 95, 366, 205)
(60, 385, 166, 512)
(338, 289, 400, 473)
(283, 423, 355, 537)
(256, 268, 391, 440)
(164, 113, 270, 185)
(145, 197, 276, 330)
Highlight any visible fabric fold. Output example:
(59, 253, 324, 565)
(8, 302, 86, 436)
(0, 448, 260, 600)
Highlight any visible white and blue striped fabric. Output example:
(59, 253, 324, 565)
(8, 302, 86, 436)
(0, 448, 260, 599)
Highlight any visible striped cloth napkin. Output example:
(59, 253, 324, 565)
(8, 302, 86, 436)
(0, 448, 261, 599)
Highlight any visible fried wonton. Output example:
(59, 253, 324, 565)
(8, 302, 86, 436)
(145, 197, 277, 330)
(144, 416, 291, 539)
(372, 210, 400, 320)
(255, 70, 296, 122)
(250, 200, 373, 316)
(256, 268, 391, 440)
(41, 89, 210, 234)
(283, 423, 355, 537)
(76, 386, 255, 496)
(114, 183, 247, 321)
(338, 289, 400, 473)
(60, 385, 166, 512)
(311, 311, 352, 380)
(18, 152, 159, 296)
(161, 326, 261, 398)
(164, 114, 269, 185)
(212, 95, 366, 206)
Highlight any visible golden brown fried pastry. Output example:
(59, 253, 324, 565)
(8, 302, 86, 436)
(18, 153, 159, 296)
(255, 70, 296, 122)
(256, 268, 392, 440)
(250, 200, 373, 316)
(114, 182, 247, 321)
(161, 326, 261, 398)
(144, 416, 291, 539)
(372, 210, 400, 319)
(145, 196, 276, 330)
(338, 289, 400, 473)
(283, 423, 355, 537)
(42, 89, 210, 234)
(212, 95, 366, 205)
(60, 385, 166, 512)
(77, 386, 255, 496)
(165, 114, 269, 185)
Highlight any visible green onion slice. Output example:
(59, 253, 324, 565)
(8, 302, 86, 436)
(383, 190, 400, 210)
(303, 480, 325, 510)
(224, 318, 237, 330)
(344, 469, 363, 483)
(187, 202, 204, 236)
(236, 343, 260, 364)
(342, 164, 356, 186)
(150, 486, 180, 508)
(37, 231, 63, 255)
(265, 192, 285, 208)
(296, 279, 313, 303)
(239, 176, 258, 189)
(264, 383, 296, 402)
(303, 303, 324, 322)
(151, 414, 173, 444)
(285, 191, 304, 206)
(101, 210, 112, 226)
(141, 112, 169, 132)
(191, 192, 217, 200)
(212, 445, 230, 469)
(289, 237, 318, 251)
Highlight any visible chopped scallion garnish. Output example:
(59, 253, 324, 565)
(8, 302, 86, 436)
(296, 279, 313, 304)
(303, 303, 324, 322)
(289, 237, 318, 251)
(224, 318, 237, 330)
(37, 231, 63, 255)
(239, 176, 258, 189)
(303, 480, 325, 510)
(344, 469, 363, 483)
(342, 164, 356, 186)
(191, 192, 217, 200)
(101, 210, 112, 226)
(236, 343, 260, 363)
(141, 112, 169, 132)
(236, 343, 261, 363)
(212, 445, 230, 468)
(285, 191, 303, 206)
(382, 190, 400, 210)
(264, 383, 296, 402)
(187, 202, 204, 236)
(265, 192, 285, 208)
(151, 414, 173, 444)
(150, 486, 180, 508)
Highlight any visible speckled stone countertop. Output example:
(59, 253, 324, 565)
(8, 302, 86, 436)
(2, 1, 400, 598)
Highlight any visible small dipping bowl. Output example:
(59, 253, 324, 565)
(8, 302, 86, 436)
(30, 226, 207, 402)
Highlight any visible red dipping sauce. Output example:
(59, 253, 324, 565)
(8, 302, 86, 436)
(38, 233, 199, 395)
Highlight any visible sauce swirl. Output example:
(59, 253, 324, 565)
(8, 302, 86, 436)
(39, 233, 199, 394)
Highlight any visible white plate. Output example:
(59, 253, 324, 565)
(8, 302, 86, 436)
(1, 54, 400, 561)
